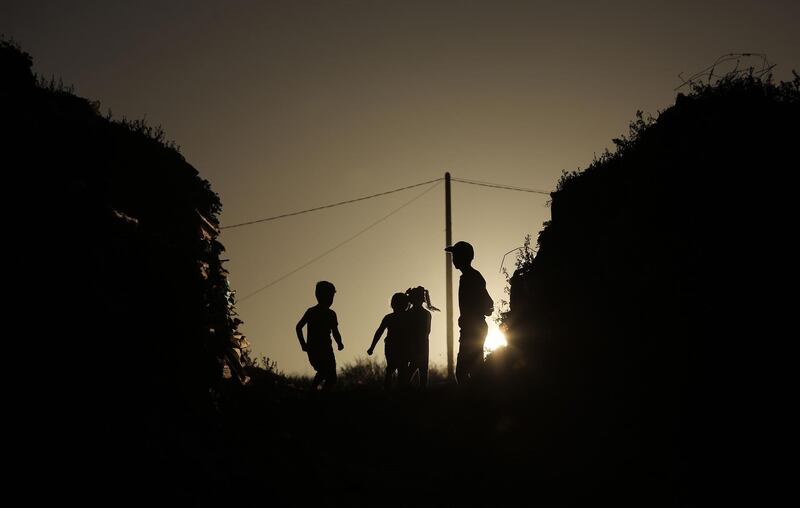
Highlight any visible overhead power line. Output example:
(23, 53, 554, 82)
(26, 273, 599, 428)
(451, 177, 551, 195)
(223, 175, 550, 232)
(221, 177, 443, 230)
(237, 180, 442, 303)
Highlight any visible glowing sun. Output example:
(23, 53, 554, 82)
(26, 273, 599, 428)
(484, 324, 508, 356)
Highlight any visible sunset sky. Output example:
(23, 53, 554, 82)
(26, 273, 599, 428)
(4, 0, 798, 374)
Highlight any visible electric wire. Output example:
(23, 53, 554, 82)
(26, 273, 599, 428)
(221, 177, 443, 230)
(237, 180, 442, 303)
(452, 177, 551, 195)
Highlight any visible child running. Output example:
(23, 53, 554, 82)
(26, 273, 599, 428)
(296, 281, 344, 391)
(367, 292, 410, 390)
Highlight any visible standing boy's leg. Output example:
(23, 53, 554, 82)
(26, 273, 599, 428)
(456, 320, 487, 384)
(472, 321, 488, 380)
(456, 326, 471, 384)
(455, 344, 472, 384)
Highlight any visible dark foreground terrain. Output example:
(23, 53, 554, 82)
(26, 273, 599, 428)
(133, 365, 675, 508)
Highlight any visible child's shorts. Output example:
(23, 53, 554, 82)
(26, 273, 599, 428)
(385, 342, 408, 369)
(308, 344, 336, 373)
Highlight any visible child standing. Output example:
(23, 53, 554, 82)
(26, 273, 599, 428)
(406, 286, 439, 389)
(367, 292, 410, 390)
(296, 281, 344, 391)
(445, 241, 493, 385)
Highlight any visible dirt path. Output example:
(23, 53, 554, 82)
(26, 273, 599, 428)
(221, 384, 587, 506)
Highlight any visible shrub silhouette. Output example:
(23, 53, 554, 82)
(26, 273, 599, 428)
(3, 39, 247, 502)
(504, 70, 799, 503)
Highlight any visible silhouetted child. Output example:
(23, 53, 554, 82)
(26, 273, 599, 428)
(296, 281, 344, 391)
(445, 241, 493, 385)
(405, 286, 439, 389)
(367, 292, 410, 390)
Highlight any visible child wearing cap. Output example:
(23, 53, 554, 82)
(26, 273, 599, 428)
(445, 241, 493, 385)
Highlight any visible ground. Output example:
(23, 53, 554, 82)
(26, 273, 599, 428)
(205, 376, 673, 507)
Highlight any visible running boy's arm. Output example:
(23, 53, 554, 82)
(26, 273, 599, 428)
(295, 311, 309, 351)
(330, 310, 344, 350)
(332, 325, 344, 351)
(367, 316, 388, 355)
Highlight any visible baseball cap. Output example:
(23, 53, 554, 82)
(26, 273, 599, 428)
(445, 241, 474, 259)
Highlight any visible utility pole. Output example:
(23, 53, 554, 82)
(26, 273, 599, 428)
(445, 172, 454, 378)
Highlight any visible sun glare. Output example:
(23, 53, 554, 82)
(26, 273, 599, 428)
(484, 324, 508, 356)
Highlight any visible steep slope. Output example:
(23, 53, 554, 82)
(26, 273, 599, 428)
(505, 73, 799, 501)
(2, 40, 247, 502)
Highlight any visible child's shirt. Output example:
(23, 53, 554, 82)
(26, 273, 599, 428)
(406, 306, 432, 343)
(459, 267, 493, 319)
(302, 305, 338, 348)
(380, 311, 407, 345)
